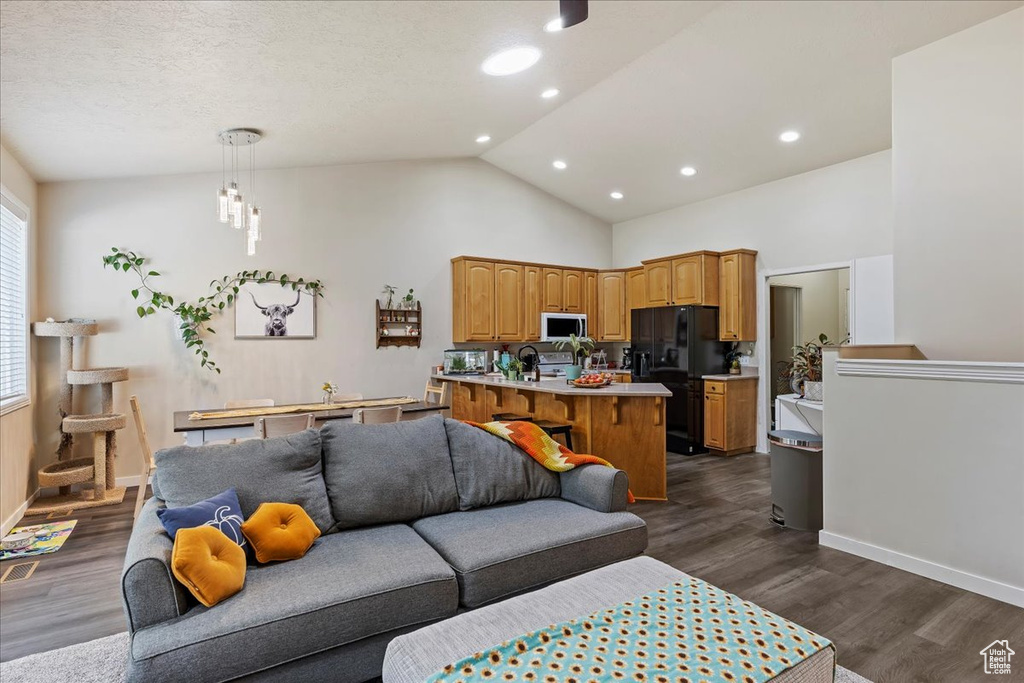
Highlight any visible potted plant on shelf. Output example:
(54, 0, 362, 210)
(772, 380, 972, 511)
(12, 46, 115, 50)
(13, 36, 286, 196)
(725, 347, 743, 375)
(554, 333, 595, 380)
(777, 333, 837, 402)
(402, 288, 416, 310)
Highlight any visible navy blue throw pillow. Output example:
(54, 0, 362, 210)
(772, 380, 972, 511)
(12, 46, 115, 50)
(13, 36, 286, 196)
(157, 488, 253, 562)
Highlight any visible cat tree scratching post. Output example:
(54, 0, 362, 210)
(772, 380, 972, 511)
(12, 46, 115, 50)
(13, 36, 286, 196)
(31, 320, 128, 513)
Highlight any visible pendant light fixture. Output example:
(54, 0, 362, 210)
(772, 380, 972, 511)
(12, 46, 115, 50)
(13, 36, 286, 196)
(216, 128, 263, 254)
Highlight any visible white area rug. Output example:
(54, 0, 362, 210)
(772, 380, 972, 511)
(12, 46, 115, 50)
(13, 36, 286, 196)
(1, 632, 874, 683)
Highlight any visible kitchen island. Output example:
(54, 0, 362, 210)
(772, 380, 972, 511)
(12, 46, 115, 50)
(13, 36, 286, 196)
(433, 374, 672, 500)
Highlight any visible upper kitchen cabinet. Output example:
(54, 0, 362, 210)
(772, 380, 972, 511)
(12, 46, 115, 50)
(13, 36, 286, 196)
(494, 262, 524, 341)
(451, 258, 495, 342)
(563, 269, 584, 313)
(625, 267, 646, 339)
(643, 259, 673, 307)
(584, 271, 599, 338)
(719, 249, 757, 341)
(541, 268, 563, 311)
(597, 271, 627, 341)
(672, 251, 719, 306)
(524, 265, 542, 341)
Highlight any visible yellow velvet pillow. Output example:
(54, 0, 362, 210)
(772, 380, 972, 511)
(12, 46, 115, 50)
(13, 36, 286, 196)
(241, 502, 321, 563)
(171, 526, 246, 608)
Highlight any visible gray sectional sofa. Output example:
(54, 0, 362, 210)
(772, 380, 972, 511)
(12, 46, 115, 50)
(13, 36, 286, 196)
(121, 415, 648, 682)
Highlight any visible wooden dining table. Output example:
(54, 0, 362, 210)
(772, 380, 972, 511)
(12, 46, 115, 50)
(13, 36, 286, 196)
(172, 398, 448, 446)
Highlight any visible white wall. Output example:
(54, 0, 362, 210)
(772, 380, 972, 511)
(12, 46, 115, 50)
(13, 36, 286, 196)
(0, 145, 38, 534)
(892, 8, 1024, 362)
(822, 350, 1024, 606)
(36, 158, 610, 481)
(768, 269, 848, 345)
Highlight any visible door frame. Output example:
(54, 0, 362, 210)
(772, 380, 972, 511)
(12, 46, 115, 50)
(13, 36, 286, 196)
(768, 283, 802, 406)
(755, 261, 854, 454)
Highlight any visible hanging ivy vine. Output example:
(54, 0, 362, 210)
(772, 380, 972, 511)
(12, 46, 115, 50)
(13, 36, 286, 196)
(102, 248, 324, 373)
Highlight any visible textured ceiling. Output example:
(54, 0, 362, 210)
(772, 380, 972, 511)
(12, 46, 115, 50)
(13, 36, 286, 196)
(0, 0, 717, 182)
(1, 0, 1020, 223)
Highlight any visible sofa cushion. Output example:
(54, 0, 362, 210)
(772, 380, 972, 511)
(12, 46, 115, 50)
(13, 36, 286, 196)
(411, 498, 647, 608)
(153, 429, 334, 534)
(128, 524, 458, 683)
(321, 415, 459, 530)
(443, 419, 560, 510)
(242, 502, 321, 563)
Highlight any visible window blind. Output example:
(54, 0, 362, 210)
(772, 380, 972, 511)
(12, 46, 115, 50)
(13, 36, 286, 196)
(0, 198, 28, 407)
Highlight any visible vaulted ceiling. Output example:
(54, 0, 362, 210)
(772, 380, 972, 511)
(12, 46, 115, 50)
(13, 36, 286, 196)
(1, 0, 1020, 222)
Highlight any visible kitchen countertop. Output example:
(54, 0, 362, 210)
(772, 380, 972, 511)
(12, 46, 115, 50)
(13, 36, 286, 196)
(433, 373, 672, 397)
(702, 373, 759, 381)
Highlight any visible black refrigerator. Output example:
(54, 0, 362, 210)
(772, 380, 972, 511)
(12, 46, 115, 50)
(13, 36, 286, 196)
(631, 306, 726, 455)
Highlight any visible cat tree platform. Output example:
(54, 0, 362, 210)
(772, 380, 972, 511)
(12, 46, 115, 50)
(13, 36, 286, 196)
(31, 319, 129, 513)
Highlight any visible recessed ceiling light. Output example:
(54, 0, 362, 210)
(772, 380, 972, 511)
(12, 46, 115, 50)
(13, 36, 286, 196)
(482, 46, 541, 76)
(552, 160, 567, 170)
(779, 130, 801, 143)
(680, 166, 698, 177)
(541, 88, 560, 99)
(544, 17, 564, 32)
(476, 135, 491, 144)
(610, 191, 624, 200)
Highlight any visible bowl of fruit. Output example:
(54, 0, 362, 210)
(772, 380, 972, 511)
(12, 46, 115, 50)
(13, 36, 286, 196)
(571, 372, 614, 388)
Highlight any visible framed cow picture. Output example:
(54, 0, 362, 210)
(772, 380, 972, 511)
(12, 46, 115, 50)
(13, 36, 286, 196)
(235, 283, 316, 339)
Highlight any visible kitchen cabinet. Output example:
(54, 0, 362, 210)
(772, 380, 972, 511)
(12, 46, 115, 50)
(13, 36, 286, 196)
(524, 265, 542, 341)
(451, 258, 495, 342)
(625, 267, 646, 339)
(563, 269, 584, 313)
(597, 271, 626, 341)
(584, 271, 599, 338)
(672, 252, 719, 306)
(719, 249, 757, 341)
(541, 268, 563, 312)
(643, 260, 672, 307)
(703, 377, 757, 455)
(494, 262, 524, 341)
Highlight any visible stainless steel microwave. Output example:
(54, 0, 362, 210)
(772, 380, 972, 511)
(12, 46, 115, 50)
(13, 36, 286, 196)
(540, 313, 587, 342)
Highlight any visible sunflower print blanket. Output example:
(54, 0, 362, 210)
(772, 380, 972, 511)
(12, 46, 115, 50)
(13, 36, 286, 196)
(463, 420, 635, 503)
(427, 575, 834, 683)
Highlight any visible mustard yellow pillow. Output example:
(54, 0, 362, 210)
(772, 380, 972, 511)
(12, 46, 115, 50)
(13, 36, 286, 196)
(241, 502, 321, 563)
(171, 526, 246, 607)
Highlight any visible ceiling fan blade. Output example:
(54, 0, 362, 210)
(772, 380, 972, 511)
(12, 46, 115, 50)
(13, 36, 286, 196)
(559, 0, 588, 29)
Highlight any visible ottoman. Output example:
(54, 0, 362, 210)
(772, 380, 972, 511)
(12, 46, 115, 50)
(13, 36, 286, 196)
(383, 556, 834, 683)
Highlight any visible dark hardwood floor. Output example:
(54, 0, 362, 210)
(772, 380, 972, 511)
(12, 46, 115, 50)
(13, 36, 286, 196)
(2, 453, 1022, 682)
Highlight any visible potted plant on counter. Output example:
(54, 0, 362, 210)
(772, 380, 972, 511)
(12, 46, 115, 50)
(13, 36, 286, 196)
(778, 333, 839, 402)
(554, 333, 595, 380)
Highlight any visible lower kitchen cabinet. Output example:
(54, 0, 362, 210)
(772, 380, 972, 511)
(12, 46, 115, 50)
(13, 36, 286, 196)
(704, 377, 757, 455)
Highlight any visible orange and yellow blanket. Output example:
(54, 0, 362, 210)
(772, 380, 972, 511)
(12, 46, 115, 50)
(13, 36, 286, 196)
(464, 420, 634, 503)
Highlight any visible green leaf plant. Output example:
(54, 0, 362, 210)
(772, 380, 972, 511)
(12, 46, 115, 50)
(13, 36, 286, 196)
(103, 248, 325, 374)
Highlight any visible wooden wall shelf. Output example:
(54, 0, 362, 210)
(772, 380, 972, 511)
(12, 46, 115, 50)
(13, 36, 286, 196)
(376, 301, 422, 348)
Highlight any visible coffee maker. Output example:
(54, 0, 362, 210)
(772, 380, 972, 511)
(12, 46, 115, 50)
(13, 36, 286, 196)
(621, 347, 632, 370)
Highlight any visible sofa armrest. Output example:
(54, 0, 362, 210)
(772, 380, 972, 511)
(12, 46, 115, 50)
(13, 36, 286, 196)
(559, 466, 629, 513)
(121, 497, 189, 632)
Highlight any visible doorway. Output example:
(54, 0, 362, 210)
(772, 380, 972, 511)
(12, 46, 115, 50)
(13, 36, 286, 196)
(766, 268, 850, 429)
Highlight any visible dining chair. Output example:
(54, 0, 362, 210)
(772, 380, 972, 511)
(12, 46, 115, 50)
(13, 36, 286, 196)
(352, 406, 403, 424)
(423, 379, 451, 418)
(254, 413, 316, 439)
(224, 398, 275, 410)
(129, 395, 155, 523)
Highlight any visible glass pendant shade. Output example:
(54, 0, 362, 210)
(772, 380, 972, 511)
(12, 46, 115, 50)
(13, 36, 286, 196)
(231, 194, 245, 229)
(217, 188, 229, 223)
(227, 183, 239, 216)
(249, 206, 261, 241)
(246, 229, 257, 256)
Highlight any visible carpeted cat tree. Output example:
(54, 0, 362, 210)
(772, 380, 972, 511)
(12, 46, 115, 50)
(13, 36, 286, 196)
(29, 319, 127, 513)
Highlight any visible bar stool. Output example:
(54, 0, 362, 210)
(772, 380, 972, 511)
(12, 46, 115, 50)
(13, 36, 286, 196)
(535, 420, 573, 451)
(491, 413, 534, 422)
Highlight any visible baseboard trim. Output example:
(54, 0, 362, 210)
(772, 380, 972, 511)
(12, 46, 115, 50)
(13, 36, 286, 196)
(819, 530, 1024, 608)
(1, 489, 39, 537)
